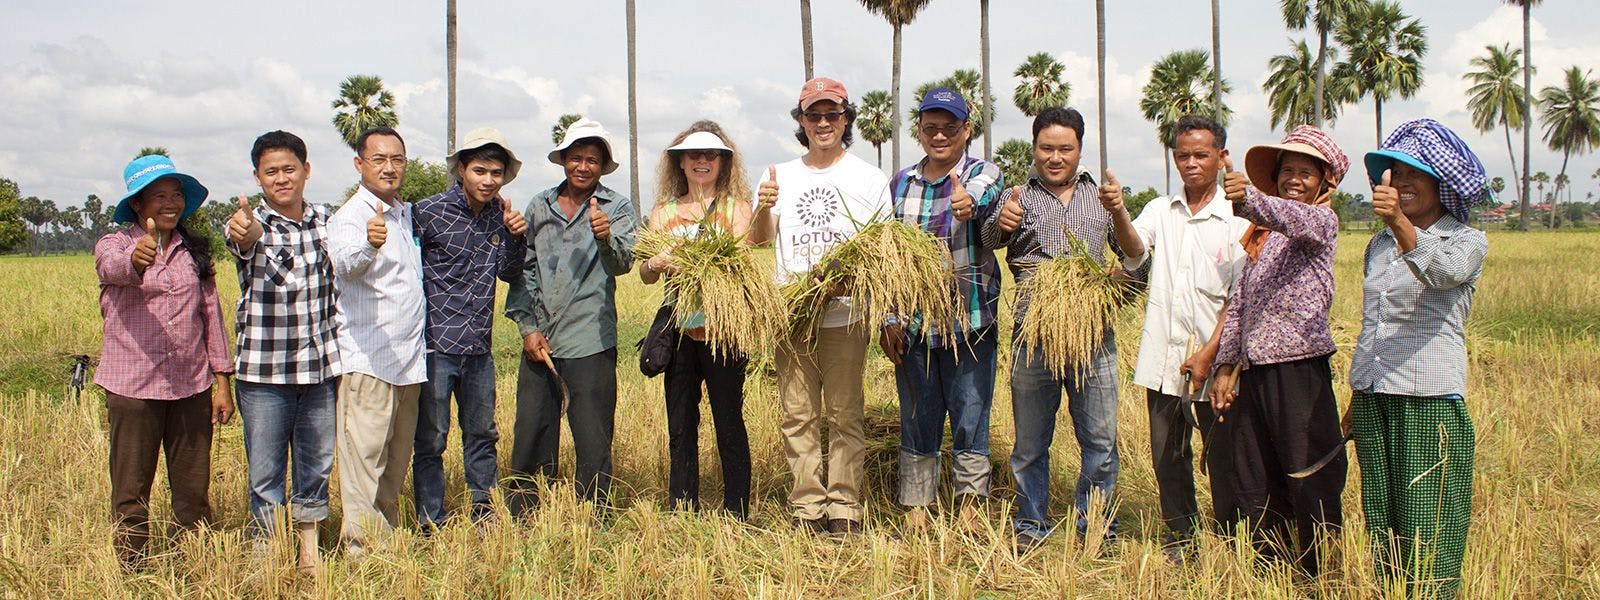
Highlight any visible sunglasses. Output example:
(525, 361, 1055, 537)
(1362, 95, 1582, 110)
(802, 111, 847, 124)
(681, 150, 725, 161)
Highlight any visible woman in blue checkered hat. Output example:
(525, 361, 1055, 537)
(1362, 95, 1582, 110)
(1350, 118, 1489, 597)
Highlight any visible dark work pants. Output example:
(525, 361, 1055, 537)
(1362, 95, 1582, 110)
(663, 336, 751, 518)
(106, 390, 214, 569)
(1230, 354, 1346, 575)
(1147, 388, 1239, 541)
(508, 347, 618, 515)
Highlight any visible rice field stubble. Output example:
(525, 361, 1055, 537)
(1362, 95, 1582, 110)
(0, 231, 1596, 597)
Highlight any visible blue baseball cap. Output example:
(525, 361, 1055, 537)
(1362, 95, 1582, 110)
(113, 154, 208, 224)
(918, 87, 969, 122)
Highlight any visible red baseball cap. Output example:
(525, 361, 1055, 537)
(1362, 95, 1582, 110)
(799, 77, 848, 110)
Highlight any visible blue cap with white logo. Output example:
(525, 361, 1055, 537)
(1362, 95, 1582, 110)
(917, 87, 969, 122)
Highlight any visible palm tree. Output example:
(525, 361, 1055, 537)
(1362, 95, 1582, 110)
(135, 147, 170, 158)
(1333, 0, 1427, 146)
(858, 91, 895, 169)
(1140, 50, 1232, 194)
(1464, 43, 1528, 207)
(907, 79, 941, 137)
(1533, 170, 1550, 210)
(1096, 0, 1108, 171)
(1491, 176, 1506, 201)
(625, 0, 640, 213)
(1538, 67, 1600, 229)
(331, 74, 399, 148)
(1211, 0, 1223, 119)
(1552, 173, 1570, 226)
(859, 0, 933, 170)
(1507, 0, 1542, 229)
(979, 0, 993, 160)
(801, 0, 815, 80)
(1264, 39, 1354, 132)
(947, 69, 989, 139)
(446, 0, 457, 154)
(1280, 0, 1359, 127)
(552, 114, 583, 145)
(996, 138, 1034, 185)
(1013, 52, 1070, 117)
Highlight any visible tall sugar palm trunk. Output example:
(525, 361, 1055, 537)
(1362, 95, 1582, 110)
(801, 0, 815, 80)
(626, 0, 640, 213)
(446, 0, 457, 153)
(980, 0, 992, 160)
(1096, 0, 1108, 172)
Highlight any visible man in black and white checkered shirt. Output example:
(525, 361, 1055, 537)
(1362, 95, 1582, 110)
(225, 130, 341, 571)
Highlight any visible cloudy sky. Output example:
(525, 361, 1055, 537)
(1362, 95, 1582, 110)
(3, 0, 1596, 214)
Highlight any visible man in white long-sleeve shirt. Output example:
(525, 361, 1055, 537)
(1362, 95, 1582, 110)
(326, 126, 427, 556)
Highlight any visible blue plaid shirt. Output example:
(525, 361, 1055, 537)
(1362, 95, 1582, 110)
(414, 185, 526, 355)
(890, 156, 1005, 346)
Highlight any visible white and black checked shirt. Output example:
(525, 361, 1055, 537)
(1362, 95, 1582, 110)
(1348, 213, 1487, 397)
(228, 202, 341, 384)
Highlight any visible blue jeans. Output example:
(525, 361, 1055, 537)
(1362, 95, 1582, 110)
(894, 326, 997, 506)
(413, 352, 500, 526)
(1009, 332, 1120, 540)
(235, 379, 338, 534)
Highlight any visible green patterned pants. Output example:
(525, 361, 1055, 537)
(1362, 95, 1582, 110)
(1351, 391, 1475, 599)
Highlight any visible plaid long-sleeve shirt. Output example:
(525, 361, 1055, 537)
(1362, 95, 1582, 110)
(228, 202, 341, 385)
(414, 185, 526, 356)
(890, 156, 1005, 347)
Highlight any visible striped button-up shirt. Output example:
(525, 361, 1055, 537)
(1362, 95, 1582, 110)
(504, 182, 636, 359)
(327, 186, 427, 386)
(228, 201, 341, 385)
(1349, 214, 1487, 397)
(94, 225, 233, 400)
(1215, 187, 1338, 369)
(891, 156, 1004, 346)
(415, 185, 526, 356)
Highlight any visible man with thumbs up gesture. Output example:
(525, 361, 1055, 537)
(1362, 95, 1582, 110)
(411, 127, 528, 530)
(228, 130, 342, 570)
(505, 119, 637, 513)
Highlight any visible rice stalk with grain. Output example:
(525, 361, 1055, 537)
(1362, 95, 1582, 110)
(634, 223, 784, 358)
(1015, 234, 1136, 379)
(781, 218, 961, 345)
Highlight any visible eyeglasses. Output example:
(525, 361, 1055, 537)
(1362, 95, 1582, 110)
(681, 150, 724, 161)
(802, 111, 847, 124)
(362, 155, 408, 168)
(919, 124, 964, 139)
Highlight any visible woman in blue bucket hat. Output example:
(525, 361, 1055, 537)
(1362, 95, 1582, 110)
(1350, 118, 1490, 598)
(93, 153, 235, 570)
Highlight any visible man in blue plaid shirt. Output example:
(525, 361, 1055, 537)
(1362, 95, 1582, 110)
(881, 87, 1006, 531)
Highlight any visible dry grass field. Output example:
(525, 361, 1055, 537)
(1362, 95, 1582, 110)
(0, 230, 1597, 598)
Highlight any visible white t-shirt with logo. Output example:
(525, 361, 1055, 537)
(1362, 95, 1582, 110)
(761, 152, 892, 329)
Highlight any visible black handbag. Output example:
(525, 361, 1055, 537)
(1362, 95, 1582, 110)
(637, 303, 679, 377)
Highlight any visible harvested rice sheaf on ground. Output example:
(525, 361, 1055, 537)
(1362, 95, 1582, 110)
(781, 219, 961, 343)
(1016, 235, 1139, 379)
(634, 225, 784, 358)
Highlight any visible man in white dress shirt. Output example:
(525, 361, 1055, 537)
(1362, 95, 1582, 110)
(327, 126, 427, 555)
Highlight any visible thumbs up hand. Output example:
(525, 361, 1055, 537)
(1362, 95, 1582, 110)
(501, 196, 528, 237)
(757, 165, 779, 211)
(1099, 169, 1125, 213)
(1222, 156, 1250, 203)
(133, 217, 159, 271)
(588, 198, 611, 240)
(366, 200, 388, 248)
(997, 186, 1025, 233)
(948, 167, 974, 221)
(1370, 169, 1404, 226)
(227, 195, 263, 247)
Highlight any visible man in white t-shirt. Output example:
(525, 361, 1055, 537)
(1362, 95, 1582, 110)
(750, 77, 891, 536)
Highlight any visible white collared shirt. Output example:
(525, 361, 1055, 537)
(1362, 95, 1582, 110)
(1124, 188, 1250, 396)
(327, 186, 426, 385)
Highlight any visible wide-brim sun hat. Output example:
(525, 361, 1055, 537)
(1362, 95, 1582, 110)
(1363, 118, 1488, 223)
(113, 154, 208, 224)
(1244, 124, 1349, 197)
(666, 131, 734, 155)
(548, 118, 620, 175)
(447, 126, 523, 184)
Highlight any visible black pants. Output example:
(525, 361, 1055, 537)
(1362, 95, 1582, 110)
(1231, 354, 1346, 575)
(664, 336, 750, 517)
(508, 347, 618, 515)
(1147, 388, 1239, 541)
(106, 390, 214, 569)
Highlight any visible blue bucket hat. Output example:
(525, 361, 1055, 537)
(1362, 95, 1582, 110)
(918, 86, 970, 122)
(1364, 119, 1486, 223)
(114, 154, 208, 224)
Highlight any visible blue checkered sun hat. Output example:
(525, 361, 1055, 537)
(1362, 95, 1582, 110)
(1363, 118, 1487, 223)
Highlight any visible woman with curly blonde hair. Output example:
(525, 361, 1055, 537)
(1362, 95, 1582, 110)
(640, 120, 755, 518)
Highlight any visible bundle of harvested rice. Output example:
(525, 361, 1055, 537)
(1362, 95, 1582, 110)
(1015, 234, 1138, 379)
(634, 223, 784, 358)
(781, 218, 961, 344)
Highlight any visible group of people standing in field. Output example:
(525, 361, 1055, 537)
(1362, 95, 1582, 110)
(93, 74, 1489, 596)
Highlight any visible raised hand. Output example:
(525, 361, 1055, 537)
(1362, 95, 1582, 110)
(757, 165, 779, 211)
(1222, 156, 1250, 203)
(501, 196, 528, 237)
(132, 217, 159, 271)
(366, 200, 388, 248)
(997, 186, 1024, 233)
(948, 167, 973, 221)
(1099, 169, 1125, 213)
(227, 195, 263, 248)
(588, 198, 611, 240)
(1370, 169, 1403, 226)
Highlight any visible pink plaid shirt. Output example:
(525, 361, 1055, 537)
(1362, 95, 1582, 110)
(94, 226, 233, 400)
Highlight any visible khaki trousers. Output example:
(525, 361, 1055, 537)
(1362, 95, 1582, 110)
(336, 372, 419, 548)
(777, 325, 869, 522)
